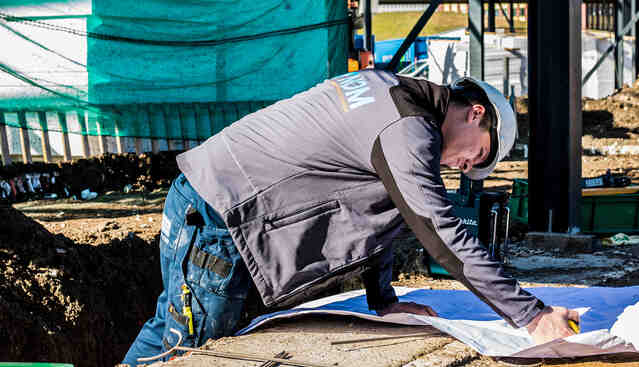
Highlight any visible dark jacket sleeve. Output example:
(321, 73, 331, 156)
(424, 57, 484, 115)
(362, 245, 398, 311)
(371, 116, 545, 328)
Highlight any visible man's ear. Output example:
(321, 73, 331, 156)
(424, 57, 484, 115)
(470, 104, 485, 125)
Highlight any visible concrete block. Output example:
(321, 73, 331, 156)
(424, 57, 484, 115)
(402, 341, 477, 367)
(526, 232, 599, 253)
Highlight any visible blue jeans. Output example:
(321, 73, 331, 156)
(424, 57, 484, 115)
(122, 174, 252, 366)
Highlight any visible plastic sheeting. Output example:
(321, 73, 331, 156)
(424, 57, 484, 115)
(0, 0, 348, 138)
(237, 286, 639, 358)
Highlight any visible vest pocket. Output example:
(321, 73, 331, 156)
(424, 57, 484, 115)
(264, 200, 340, 232)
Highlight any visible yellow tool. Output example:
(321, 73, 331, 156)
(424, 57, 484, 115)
(181, 284, 195, 335)
(568, 319, 580, 334)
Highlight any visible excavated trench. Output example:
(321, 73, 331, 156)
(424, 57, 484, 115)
(0, 203, 162, 367)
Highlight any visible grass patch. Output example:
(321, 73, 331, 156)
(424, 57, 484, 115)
(362, 11, 527, 41)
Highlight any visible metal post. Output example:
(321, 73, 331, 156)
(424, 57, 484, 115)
(634, 0, 638, 78)
(503, 56, 510, 95)
(0, 112, 12, 165)
(509, 0, 515, 33)
(57, 112, 72, 162)
(17, 111, 32, 163)
(528, 0, 582, 233)
(37, 111, 52, 163)
(616, 0, 625, 89)
(364, 0, 372, 52)
(487, 0, 495, 32)
(596, 2, 601, 29)
(386, 0, 442, 72)
(608, 0, 620, 32)
(469, 0, 485, 80)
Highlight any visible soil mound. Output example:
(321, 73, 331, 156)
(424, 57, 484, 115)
(0, 203, 162, 367)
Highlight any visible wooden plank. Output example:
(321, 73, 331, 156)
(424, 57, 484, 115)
(17, 111, 32, 163)
(114, 117, 125, 154)
(76, 110, 90, 158)
(37, 111, 52, 163)
(0, 112, 12, 165)
(115, 134, 125, 154)
(135, 138, 143, 155)
(97, 114, 108, 155)
(167, 138, 178, 151)
(161, 104, 179, 151)
(146, 105, 160, 154)
(178, 103, 191, 149)
(582, 186, 639, 196)
(151, 138, 160, 153)
(57, 112, 72, 162)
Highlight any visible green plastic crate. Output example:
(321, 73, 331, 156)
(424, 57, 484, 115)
(508, 179, 639, 234)
(508, 179, 529, 223)
(581, 194, 639, 234)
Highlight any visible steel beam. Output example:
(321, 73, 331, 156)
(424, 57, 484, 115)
(583, 7, 639, 85)
(634, 0, 638, 78)
(528, 0, 582, 233)
(469, 0, 484, 79)
(616, 0, 625, 89)
(487, 0, 495, 32)
(509, 0, 515, 32)
(386, 0, 442, 72)
(364, 0, 372, 52)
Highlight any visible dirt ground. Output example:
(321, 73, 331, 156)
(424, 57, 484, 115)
(3, 81, 639, 367)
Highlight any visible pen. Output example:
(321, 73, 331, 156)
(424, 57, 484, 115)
(568, 319, 580, 334)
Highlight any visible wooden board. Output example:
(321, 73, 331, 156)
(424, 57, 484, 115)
(582, 186, 639, 196)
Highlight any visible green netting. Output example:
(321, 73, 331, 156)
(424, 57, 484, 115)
(0, 0, 348, 139)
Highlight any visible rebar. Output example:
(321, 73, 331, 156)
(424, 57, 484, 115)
(331, 331, 443, 345)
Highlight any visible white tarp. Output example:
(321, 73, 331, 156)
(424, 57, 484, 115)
(237, 286, 639, 358)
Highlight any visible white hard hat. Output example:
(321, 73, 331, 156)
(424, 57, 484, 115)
(450, 77, 517, 180)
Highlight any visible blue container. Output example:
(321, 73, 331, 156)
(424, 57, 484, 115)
(373, 38, 415, 68)
(414, 37, 428, 60)
(353, 34, 375, 53)
(354, 36, 430, 69)
(354, 34, 461, 69)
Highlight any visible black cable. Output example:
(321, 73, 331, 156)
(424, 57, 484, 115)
(0, 12, 349, 47)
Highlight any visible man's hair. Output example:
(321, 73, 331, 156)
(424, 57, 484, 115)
(449, 83, 496, 131)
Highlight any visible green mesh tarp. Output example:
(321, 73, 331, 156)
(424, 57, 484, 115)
(0, 0, 348, 139)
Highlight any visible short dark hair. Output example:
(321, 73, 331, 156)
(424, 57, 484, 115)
(449, 81, 498, 168)
(449, 83, 496, 131)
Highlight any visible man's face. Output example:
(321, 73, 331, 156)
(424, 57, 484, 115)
(441, 104, 491, 174)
